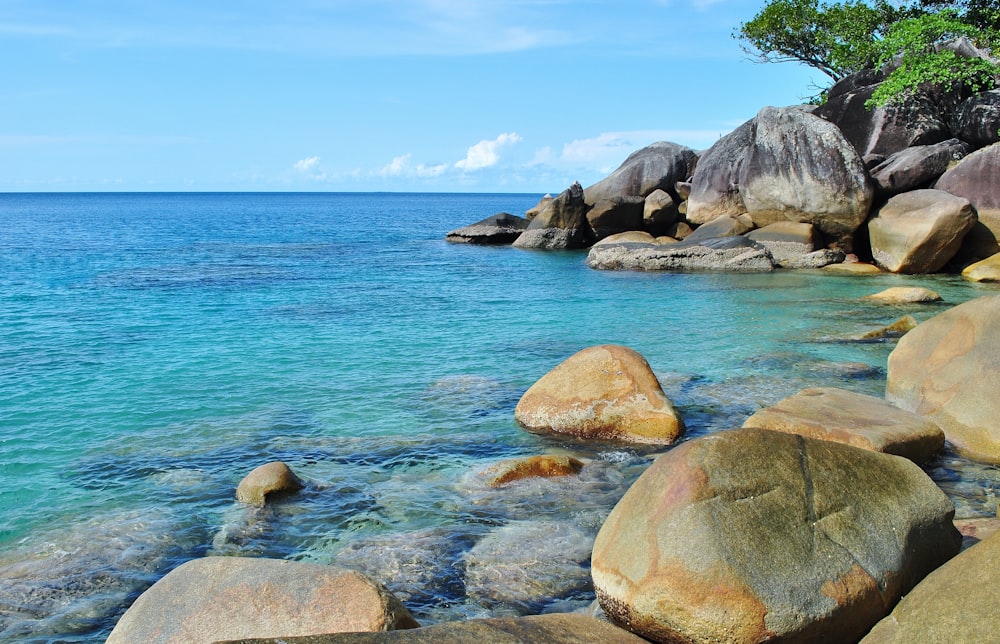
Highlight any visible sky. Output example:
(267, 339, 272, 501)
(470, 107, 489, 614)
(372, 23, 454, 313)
(0, 0, 825, 193)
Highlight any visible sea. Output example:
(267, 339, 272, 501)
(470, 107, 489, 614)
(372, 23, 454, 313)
(1, 192, 999, 642)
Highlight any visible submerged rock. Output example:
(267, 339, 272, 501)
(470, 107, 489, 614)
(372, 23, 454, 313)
(106, 557, 419, 643)
(464, 520, 593, 613)
(742, 386, 944, 463)
(592, 428, 961, 643)
(848, 315, 920, 342)
(514, 345, 684, 446)
(586, 237, 775, 272)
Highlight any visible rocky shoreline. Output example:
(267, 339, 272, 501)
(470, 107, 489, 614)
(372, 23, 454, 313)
(92, 54, 1000, 643)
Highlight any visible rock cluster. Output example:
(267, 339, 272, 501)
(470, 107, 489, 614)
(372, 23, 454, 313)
(448, 49, 1000, 276)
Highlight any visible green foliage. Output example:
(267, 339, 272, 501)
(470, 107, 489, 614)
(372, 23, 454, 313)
(736, 0, 903, 80)
(867, 9, 1000, 107)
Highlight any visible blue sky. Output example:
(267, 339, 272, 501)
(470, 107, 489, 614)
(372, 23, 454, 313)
(1, 1, 823, 193)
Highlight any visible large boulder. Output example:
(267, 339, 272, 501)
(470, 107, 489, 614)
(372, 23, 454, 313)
(868, 139, 969, 197)
(514, 345, 684, 445)
(642, 189, 679, 236)
(951, 89, 1000, 149)
(217, 614, 650, 643)
(592, 428, 961, 643)
(742, 386, 945, 463)
(513, 182, 595, 249)
(686, 118, 753, 225)
(586, 236, 775, 272)
(445, 212, 530, 245)
(236, 461, 305, 506)
(682, 214, 754, 244)
(586, 196, 645, 240)
(105, 557, 419, 643)
(814, 71, 951, 161)
(861, 530, 1000, 643)
(739, 106, 874, 239)
(583, 142, 698, 205)
(868, 189, 976, 273)
(962, 252, 1000, 281)
(935, 142, 1000, 245)
(887, 295, 1000, 462)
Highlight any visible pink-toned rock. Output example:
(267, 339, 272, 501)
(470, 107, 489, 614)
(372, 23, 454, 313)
(887, 294, 1000, 463)
(954, 516, 1000, 550)
(481, 454, 585, 488)
(106, 557, 418, 643)
(236, 461, 305, 506)
(514, 345, 684, 445)
(592, 428, 960, 643)
(742, 387, 944, 463)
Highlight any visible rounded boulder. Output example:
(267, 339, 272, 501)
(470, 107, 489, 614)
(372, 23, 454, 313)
(514, 345, 684, 445)
(592, 428, 960, 643)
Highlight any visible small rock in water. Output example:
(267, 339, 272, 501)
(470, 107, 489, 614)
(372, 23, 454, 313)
(235, 461, 305, 506)
(481, 454, 585, 488)
(862, 286, 942, 304)
(847, 315, 920, 342)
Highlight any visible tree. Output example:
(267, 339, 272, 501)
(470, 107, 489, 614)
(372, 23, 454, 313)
(736, 0, 1000, 107)
(735, 0, 903, 81)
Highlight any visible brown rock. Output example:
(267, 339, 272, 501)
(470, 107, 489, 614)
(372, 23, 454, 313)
(868, 189, 976, 273)
(742, 387, 944, 463)
(587, 196, 645, 240)
(445, 213, 530, 245)
(592, 231, 657, 247)
(862, 287, 942, 303)
(642, 189, 679, 237)
(961, 252, 1000, 281)
(860, 530, 1000, 643)
(214, 613, 649, 643)
(513, 182, 595, 250)
(822, 262, 883, 275)
(514, 345, 684, 445)
(592, 428, 961, 643)
(482, 454, 585, 488)
(887, 294, 1000, 462)
(954, 516, 1000, 549)
(236, 461, 305, 506)
(851, 315, 919, 341)
(105, 557, 418, 643)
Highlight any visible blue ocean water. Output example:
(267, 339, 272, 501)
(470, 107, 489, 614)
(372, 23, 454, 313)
(1, 192, 998, 642)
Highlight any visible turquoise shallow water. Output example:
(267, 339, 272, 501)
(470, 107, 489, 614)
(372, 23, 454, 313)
(2, 192, 999, 641)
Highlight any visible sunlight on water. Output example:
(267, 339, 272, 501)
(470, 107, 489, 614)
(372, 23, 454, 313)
(1, 193, 999, 640)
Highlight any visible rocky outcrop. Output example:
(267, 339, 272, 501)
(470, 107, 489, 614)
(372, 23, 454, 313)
(512, 182, 594, 250)
(583, 142, 698, 206)
(868, 189, 976, 273)
(739, 106, 874, 239)
(862, 286, 942, 303)
(525, 195, 553, 220)
(951, 89, 1000, 149)
(935, 143, 1000, 244)
(686, 118, 753, 225)
(591, 428, 961, 643)
(105, 557, 418, 643)
(586, 236, 775, 272)
(869, 139, 969, 197)
(887, 295, 1000, 462)
(236, 461, 305, 506)
(481, 454, 584, 488)
(742, 387, 944, 463)
(682, 214, 754, 244)
(514, 345, 684, 445)
(513, 182, 594, 250)
(586, 196, 644, 240)
(861, 530, 1000, 643)
(217, 614, 650, 643)
(814, 70, 951, 161)
(445, 213, 530, 245)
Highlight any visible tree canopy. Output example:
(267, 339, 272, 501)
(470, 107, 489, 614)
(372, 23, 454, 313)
(735, 0, 1000, 106)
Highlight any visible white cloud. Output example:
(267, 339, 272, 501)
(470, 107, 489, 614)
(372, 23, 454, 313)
(455, 132, 523, 171)
(377, 153, 449, 179)
(293, 155, 320, 172)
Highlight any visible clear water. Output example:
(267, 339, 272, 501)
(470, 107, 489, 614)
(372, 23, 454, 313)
(1, 192, 998, 642)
